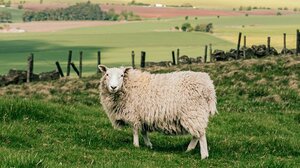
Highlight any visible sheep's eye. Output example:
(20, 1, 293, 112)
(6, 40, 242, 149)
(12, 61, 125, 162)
(106, 74, 109, 77)
(121, 74, 124, 77)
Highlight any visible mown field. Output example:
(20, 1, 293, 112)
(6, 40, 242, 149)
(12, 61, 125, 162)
(10, 0, 300, 9)
(1, 14, 300, 75)
(0, 55, 299, 167)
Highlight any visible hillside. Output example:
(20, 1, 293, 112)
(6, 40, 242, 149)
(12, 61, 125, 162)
(0, 55, 300, 167)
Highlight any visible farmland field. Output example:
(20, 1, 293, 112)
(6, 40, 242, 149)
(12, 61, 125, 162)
(1, 1, 300, 167)
(1, 14, 300, 75)
(10, 0, 300, 9)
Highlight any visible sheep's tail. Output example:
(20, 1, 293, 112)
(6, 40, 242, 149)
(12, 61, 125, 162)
(208, 87, 217, 116)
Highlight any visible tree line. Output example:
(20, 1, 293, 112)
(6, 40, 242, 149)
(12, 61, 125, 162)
(22, 2, 141, 22)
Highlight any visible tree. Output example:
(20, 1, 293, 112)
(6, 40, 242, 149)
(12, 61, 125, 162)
(181, 22, 192, 32)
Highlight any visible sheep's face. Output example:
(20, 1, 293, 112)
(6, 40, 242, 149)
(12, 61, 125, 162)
(98, 65, 131, 93)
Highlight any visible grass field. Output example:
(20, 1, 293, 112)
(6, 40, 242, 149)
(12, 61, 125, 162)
(0, 55, 299, 167)
(0, 7, 24, 22)
(1, 14, 300, 75)
(10, 0, 300, 9)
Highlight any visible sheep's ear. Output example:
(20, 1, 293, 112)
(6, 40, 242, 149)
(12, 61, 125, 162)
(124, 67, 132, 74)
(98, 65, 107, 73)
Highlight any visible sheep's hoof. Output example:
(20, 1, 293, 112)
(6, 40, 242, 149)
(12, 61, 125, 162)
(146, 143, 153, 149)
(133, 144, 140, 148)
(201, 155, 209, 160)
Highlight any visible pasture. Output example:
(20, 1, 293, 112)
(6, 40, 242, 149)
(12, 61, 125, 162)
(0, 56, 299, 167)
(1, 14, 300, 75)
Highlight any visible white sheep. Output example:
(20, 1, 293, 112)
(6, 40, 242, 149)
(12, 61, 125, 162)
(98, 65, 217, 159)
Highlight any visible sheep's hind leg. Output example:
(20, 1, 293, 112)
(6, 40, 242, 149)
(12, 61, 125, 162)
(199, 134, 209, 159)
(142, 130, 152, 149)
(133, 127, 139, 147)
(186, 137, 199, 152)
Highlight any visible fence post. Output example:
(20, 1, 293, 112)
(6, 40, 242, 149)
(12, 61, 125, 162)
(204, 45, 208, 63)
(141, 51, 146, 68)
(177, 48, 180, 65)
(243, 35, 246, 48)
(283, 33, 287, 55)
(172, 51, 176, 65)
(237, 32, 242, 59)
(209, 43, 213, 62)
(131, 51, 135, 69)
(296, 29, 300, 56)
(267, 36, 271, 54)
(79, 51, 83, 78)
(70, 62, 80, 77)
(55, 61, 64, 77)
(97, 50, 101, 73)
(27, 53, 34, 83)
(67, 50, 72, 76)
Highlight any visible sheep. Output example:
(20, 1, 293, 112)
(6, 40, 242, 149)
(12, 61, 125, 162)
(98, 65, 217, 159)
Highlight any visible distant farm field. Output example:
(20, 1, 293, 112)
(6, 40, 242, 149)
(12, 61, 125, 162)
(1, 14, 300, 75)
(10, 0, 300, 9)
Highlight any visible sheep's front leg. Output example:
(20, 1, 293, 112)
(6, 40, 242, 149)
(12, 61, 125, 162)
(133, 127, 139, 147)
(142, 130, 152, 149)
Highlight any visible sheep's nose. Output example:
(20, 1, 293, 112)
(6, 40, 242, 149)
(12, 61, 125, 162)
(111, 86, 117, 90)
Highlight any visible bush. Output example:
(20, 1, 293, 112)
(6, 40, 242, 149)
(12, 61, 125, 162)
(174, 26, 179, 30)
(293, 8, 297, 12)
(246, 6, 252, 11)
(277, 12, 282, 15)
(181, 3, 193, 8)
(245, 13, 249, 17)
(284, 7, 288, 10)
(181, 22, 192, 32)
(239, 6, 243, 11)
(194, 23, 213, 32)
(278, 7, 283, 10)
(233, 8, 236, 11)
(185, 16, 189, 20)
(0, 11, 12, 23)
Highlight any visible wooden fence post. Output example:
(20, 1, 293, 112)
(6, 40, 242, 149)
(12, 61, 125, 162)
(296, 29, 300, 56)
(55, 61, 64, 77)
(283, 33, 287, 55)
(209, 43, 213, 62)
(70, 62, 80, 77)
(67, 50, 72, 76)
(131, 51, 135, 68)
(177, 48, 180, 65)
(204, 45, 208, 63)
(27, 53, 34, 83)
(97, 50, 101, 73)
(79, 51, 83, 78)
(243, 35, 246, 48)
(267, 36, 271, 54)
(141, 51, 146, 68)
(172, 51, 176, 65)
(237, 32, 242, 59)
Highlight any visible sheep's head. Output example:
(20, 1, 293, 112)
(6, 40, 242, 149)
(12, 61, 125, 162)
(98, 65, 132, 93)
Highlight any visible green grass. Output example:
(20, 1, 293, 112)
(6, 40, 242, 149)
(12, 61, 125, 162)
(0, 55, 299, 167)
(1, 15, 300, 75)
(0, 7, 24, 23)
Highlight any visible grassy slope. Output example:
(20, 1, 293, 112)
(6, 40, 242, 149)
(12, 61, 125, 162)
(11, 0, 300, 9)
(0, 55, 299, 167)
(1, 14, 300, 75)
